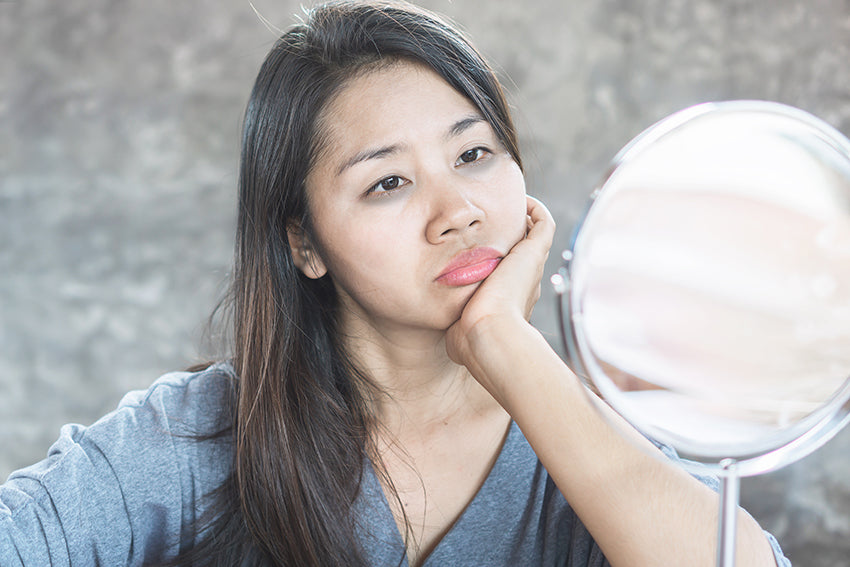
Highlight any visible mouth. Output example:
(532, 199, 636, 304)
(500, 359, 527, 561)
(436, 247, 502, 286)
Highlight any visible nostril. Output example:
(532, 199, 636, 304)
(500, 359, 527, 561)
(439, 216, 479, 237)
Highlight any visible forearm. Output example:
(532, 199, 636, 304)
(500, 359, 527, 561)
(464, 317, 777, 567)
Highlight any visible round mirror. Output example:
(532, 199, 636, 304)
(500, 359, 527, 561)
(555, 101, 850, 478)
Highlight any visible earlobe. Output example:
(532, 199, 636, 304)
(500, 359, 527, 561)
(286, 223, 328, 279)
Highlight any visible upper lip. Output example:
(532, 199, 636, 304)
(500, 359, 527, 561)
(436, 246, 502, 280)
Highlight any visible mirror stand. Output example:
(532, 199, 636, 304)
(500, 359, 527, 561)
(717, 459, 739, 567)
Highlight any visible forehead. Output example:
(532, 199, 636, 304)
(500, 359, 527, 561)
(312, 61, 483, 164)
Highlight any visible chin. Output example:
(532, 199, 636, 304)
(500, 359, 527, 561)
(438, 283, 480, 328)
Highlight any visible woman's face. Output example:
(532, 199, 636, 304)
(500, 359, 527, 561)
(299, 61, 527, 336)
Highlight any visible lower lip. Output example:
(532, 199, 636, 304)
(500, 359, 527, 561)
(436, 258, 501, 286)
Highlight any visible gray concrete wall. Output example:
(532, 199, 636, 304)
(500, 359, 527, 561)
(2, 1, 849, 565)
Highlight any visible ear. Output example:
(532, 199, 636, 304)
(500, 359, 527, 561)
(286, 222, 328, 279)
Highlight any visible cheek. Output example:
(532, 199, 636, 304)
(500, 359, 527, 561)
(510, 203, 529, 246)
(314, 214, 407, 290)
(494, 166, 528, 244)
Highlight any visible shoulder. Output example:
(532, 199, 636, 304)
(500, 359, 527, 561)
(15, 361, 237, 482)
(112, 361, 237, 436)
(49, 362, 238, 472)
(79, 361, 238, 503)
(1, 363, 238, 565)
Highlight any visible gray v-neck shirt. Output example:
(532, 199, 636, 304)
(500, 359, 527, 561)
(0, 364, 790, 566)
(354, 420, 608, 566)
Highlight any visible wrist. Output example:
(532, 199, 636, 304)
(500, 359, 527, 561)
(461, 316, 550, 407)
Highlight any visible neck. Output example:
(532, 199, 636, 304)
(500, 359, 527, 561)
(341, 315, 494, 434)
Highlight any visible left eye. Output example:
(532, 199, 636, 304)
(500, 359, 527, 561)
(457, 147, 488, 165)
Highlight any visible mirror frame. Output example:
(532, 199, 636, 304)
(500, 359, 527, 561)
(552, 101, 850, 477)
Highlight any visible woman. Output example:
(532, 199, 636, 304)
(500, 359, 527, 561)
(0, 1, 789, 566)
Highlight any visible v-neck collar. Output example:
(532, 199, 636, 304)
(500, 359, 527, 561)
(354, 420, 531, 566)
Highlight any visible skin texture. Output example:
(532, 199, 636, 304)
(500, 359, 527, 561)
(290, 60, 778, 567)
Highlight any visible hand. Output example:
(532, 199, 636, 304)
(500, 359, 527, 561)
(445, 196, 556, 370)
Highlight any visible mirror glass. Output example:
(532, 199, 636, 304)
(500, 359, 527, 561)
(559, 101, 850, 476)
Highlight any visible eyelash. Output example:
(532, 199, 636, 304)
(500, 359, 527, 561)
(456, 146, 490, 165)
(365, 146, 492, 197)
(366, 175, 408, 196)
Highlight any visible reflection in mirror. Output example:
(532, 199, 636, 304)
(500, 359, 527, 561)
(560, 101, 850, 470)
(555, 101, 850, 566)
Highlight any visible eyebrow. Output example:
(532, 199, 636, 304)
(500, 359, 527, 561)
(335, 114, 488, 177)
(336, 144, 404, 177)
(446, 114, 486, 139)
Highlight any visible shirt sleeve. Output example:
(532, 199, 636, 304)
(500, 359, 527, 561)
(0, 367, 234, 566)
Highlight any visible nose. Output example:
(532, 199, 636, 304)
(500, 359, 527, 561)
(423, 175, 485, 244)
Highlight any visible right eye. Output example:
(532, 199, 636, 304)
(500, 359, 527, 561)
(367, 175, 407, 196)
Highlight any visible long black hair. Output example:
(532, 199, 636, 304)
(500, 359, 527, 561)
(176, 2, 521, 565)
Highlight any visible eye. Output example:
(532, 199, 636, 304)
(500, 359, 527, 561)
(457, 147, 490, 165)
(367, 175, 407, 196)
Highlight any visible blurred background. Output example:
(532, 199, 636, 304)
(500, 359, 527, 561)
(1, 1, 849, 565)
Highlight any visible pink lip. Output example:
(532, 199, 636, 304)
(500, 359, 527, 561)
(436, 247, 502, 286)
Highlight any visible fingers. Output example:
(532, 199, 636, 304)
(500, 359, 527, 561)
(524, 195, 556, 255)
(526, 196, 556, 236)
